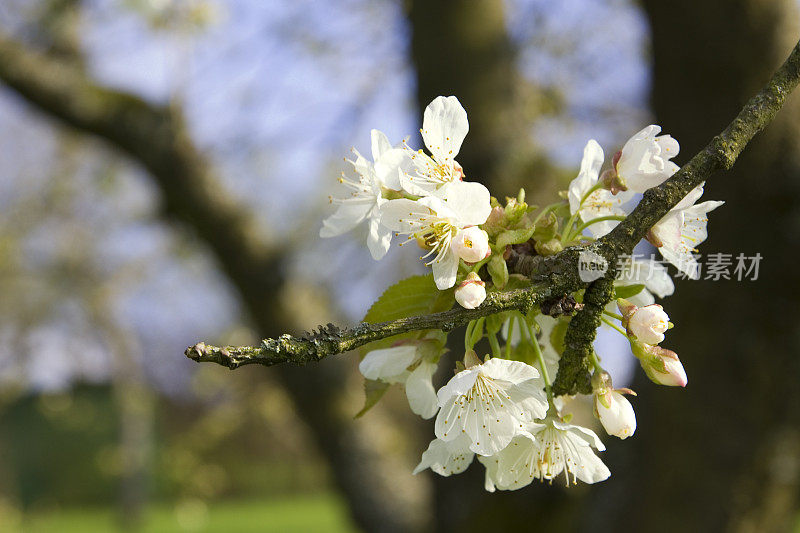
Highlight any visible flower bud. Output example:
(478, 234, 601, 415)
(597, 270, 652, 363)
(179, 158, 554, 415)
(637, 344, 687, 387)
(627, 304, 670, 345)
(648, 353, 688, 387)
(455, 273, 486, 309)
(595, 390, 636, 439)
(599, 168, 627, 194)
(452, 227, 491, 263)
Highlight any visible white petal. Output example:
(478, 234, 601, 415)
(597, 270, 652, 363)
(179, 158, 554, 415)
(508, 380, 549, 420)
(650, 211, 683, 250)
(405, 360, 439, 419)
(673, 183, 705, 211)
(366, 212, 392, 260)
(371, 129, 392, 160)
(560, 421, 606, 451)
(422, 96, 469, 163)
(431, 250, 459, 290)
(439, 181, 492, 227)
(359, 345, 418, 381)
(572, 447, 611, 484)
(378, 198, 429, 232)
(413, 435, 474, 476)
(656, 134, 680, 158)
(481, 358, 539, 384)
(374, 147, 411, 190)
(681, 200, 725, 248)
(435, 396, 463, 441)
(436, 367, 480, 405)
(320, 201, 373, 238)
(495, 432, 538, 489)
(568, 139, 604, 215)
(660, 246, 700, 279)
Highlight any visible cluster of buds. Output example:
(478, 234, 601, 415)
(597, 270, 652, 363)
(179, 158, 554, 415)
(618, 299, 687, 387)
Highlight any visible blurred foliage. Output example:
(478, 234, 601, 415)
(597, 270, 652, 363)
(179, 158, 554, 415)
(0, 381, 337, 511)
(3, 495, 354, 532)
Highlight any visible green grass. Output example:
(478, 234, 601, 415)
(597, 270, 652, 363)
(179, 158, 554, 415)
(16, 494, 357, 533)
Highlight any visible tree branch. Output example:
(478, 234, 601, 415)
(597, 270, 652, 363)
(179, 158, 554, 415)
(186, 283, 556, 368)
(186, 37, 800, 376)
(0, 31, 284, 319)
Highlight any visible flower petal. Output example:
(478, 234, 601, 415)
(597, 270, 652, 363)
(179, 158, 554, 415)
(568, 140, 604, 215)
(358, 345, 418, 381)
(405, 360, 439, 419)
(371, 129, 393, 160)
(422, 96, 469, 163)
(320, 201, 373, 238)
(440, 181, 492, 227)
(413, 435, 474, 476)
(481, 358, 539, 384)
(431, 249, 459, 290)
(366, 211, 393, 260)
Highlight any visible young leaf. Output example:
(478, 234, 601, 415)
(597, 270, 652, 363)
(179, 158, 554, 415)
(487, 255, 509, 288)
(614, 284, 646, 299)
(360, 274, 453, 356)
(363, 274, 454, 323)
(355, 379, 391, 418)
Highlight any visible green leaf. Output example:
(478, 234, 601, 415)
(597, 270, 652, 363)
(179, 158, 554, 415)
(614, 284, 646, 299)
(487, 255, 509, 289)
(360, 274, 454, 357)
(496, 226, 536, 249)
(355, 379, 390, 418)
(363, 274, 454, 323)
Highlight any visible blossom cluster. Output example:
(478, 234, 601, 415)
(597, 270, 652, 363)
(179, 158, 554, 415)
(321, 96, 723, 489)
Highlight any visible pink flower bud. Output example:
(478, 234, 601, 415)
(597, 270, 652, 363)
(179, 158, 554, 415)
(451, 226, 490, 263)
(641, 346, 688, 387)
(455, 273, 486, 309)
(651, 355, 688, 387)
(627, 304, 670, 345)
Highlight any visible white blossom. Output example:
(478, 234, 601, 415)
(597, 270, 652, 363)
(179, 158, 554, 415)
(435, 358, 548, 456)
(595, 390, 636, 439)
(359, 342, 439, 419)
(615, 125, 680, 193)
(413, 434, 474, 477)
(648, 183, 724, 279)
(568, 140, 635, 238)
(451, 226, 490, 263)
(493, 418, 610, 488)
(320, 129, 407, 259)
(627, 304, 670, 345)
(400, 96, 469, 196)
(379, 181, 491, 289)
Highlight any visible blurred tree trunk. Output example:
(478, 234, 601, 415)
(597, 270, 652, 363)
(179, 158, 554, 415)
(590, 1, 800, 531)
(407, 0, 563, 199)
